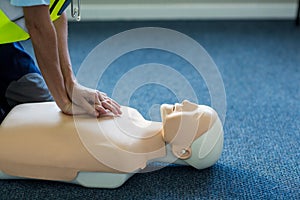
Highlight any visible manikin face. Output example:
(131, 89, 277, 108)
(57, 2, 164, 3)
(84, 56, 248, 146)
(161, 100, 200, 119)
(160, 100, 222, 169)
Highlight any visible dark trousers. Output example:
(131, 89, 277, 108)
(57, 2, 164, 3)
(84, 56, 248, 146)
(0, 42, 52, 123)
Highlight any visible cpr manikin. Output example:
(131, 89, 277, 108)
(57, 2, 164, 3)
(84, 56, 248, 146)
(0, 100, 223, 188)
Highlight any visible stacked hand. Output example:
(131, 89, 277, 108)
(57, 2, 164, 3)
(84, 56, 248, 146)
(62, 83, 122, 117)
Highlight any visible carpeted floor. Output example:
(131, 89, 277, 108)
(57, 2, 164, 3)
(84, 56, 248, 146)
(0, 20, 299, 199)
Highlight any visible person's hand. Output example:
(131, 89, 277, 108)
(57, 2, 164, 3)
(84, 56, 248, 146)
(65, 83, 122, 117)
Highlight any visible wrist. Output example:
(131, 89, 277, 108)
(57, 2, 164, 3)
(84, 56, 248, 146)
(54, 96, 71, 112)
(65, 76, 76, 95)
(61, 64, 76, 94)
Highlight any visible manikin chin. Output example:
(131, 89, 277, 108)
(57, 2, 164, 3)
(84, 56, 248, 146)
(0, 100, 223, 188)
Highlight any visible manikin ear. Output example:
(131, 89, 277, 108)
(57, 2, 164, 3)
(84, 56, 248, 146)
(172, 146, 192, 160)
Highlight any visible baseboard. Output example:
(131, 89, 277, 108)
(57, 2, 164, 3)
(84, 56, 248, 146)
(66, 2, 298, 21)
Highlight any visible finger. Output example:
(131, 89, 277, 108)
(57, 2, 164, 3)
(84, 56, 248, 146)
(101, 112, 115, 117)
(110, 101, 122, 114)
(101, 100, 119, 115)
(95, 105, 116, 118)
(106, 98, 122, 114)
(97, 91, 106, 101)
(95, 104, 109, 115)
(97, 91, 122, 114)
(94, 92, 102, 105)
(109, 98, 121, 108)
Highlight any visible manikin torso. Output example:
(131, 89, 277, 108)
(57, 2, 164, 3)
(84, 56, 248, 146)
(0, 100, 223, 187)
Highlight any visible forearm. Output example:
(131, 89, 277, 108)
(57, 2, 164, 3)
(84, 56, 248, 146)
(23, 6, 70, 110)
(53, 12, 76, 94)
(24, 6, 121, 117)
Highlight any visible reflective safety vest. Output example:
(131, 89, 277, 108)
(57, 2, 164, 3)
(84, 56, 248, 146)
(0, 0, 71, 44)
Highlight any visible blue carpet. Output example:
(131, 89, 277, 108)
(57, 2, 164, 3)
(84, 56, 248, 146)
(1, 20, 299, 199)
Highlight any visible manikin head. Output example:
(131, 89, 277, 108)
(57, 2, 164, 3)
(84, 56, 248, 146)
(161, 100, 223, 170)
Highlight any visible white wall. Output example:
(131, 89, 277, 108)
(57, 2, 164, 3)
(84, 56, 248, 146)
(83, 0, 296, 4)
(67, 0, 298, 21)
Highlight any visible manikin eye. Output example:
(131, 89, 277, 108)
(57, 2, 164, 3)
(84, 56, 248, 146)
(173, 103, 183, 112)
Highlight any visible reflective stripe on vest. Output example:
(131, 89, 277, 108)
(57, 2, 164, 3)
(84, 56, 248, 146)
(0, 0, 70, 44)
(50, 0, 71, 21)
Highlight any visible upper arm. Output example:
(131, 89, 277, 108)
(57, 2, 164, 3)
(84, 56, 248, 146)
(10, 0, 50, 7)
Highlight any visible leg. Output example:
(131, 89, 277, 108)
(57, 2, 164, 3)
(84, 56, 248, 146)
(0, 42, 53, 120)
(0, 107, 5, 124)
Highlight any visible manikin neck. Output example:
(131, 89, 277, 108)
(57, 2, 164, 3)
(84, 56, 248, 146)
(142, 120, 188, 166)
(153, 144, 188, 166)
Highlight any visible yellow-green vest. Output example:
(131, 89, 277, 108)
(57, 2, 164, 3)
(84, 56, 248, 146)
(0, 0, 71, 44)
